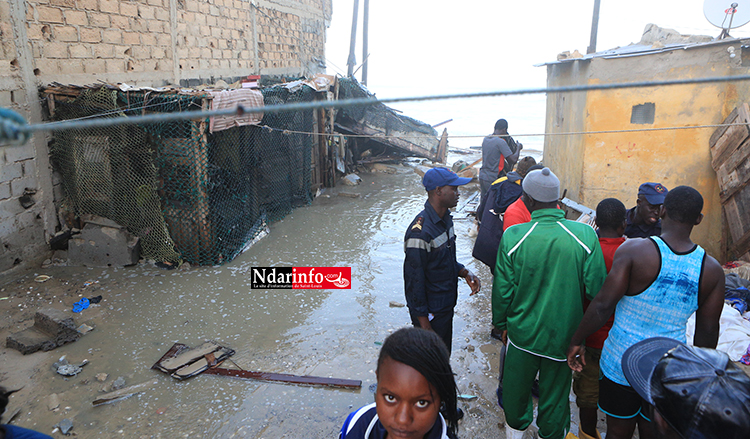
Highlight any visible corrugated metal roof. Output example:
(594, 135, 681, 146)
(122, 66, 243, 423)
(536, 36, 750, 66)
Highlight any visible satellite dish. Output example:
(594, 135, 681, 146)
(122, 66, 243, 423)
(704, 0, 750, 36)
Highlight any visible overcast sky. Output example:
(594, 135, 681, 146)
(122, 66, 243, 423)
(324, 0, 750, 149)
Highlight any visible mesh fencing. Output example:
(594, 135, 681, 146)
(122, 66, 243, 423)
(48, 85, 316, 266)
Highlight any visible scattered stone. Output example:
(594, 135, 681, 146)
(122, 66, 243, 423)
(112, 376, 126, 391)
(369, 163, 397, 174)
(466, 345, 475, 353)
(178, 262, 191, 271)
(47, 393, 60, 411)
(6, 308, 80, 355)
(96, 373, 108, 382)
(57, 364, 82, 376)
(342, 174, 362, 186)
(388, 301, 405, 308)
(338, 192, 360, 198)
(56, 418, 73, 435)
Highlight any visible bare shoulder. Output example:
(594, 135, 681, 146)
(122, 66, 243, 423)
(702, 253, 724, 282)
(616, 237, 656, 255)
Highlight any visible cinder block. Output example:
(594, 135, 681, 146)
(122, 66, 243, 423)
(42, 41, 69, 58)
(22, 159, 36, 178)
(68, 222, 140, 267)
(78, 0, 97, 10)
(4, 144, 35, 163)
(34, 58, 59, 75)
(156, 33, 171, 46)
(37, 6, 64, 23)
(6, 327, 57, 355)
(89, 12, 111, 27)
(60, 59, 85, 74)
(122, 32, 140, 45)
(140, 32, 156, 46)
(64, 10, 87, 25)
(84, 58, 106, 73)
(0, 182, 10, 200)
(110, 14, 129, 29)
(138, 4, 155, 20)
(147, 0, 164, 6)
(92, 43, 113, 58)
(50, 0, 76, 7)
(99, 0, 118, 14)
(105, 59, 124, 73)
(120, 2, 138, 17)
(0, 162, 23, 181)
(53, 25, 78, 42)
(34, 308, 79, 342)
(151, 47, 166, 59)
(133, 46, 149, 60)
(155, 8, 169, 21)
(11, 177, 36, 197)
(101, 28, 121, 44)
(80, 27, 101, 43)
(27, 24, 44, 40)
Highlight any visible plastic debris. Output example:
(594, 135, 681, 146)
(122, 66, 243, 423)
(34, 275, 51, 283)
(55, 418, 73, 435)
(72, 297, 90, 313)
(458, 394, 477, 400)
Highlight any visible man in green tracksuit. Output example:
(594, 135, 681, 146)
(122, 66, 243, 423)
(493, 167, 606, 439)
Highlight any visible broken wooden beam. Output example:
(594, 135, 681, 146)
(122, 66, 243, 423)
(202, 367, 362, 389)
(93, 380, 157, 406)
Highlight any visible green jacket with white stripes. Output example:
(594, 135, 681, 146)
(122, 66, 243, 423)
(492, 208, 606, 361)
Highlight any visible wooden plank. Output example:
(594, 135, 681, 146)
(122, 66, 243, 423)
(719, 155, 750, 204)
(711, 104, 750, 170)
(724, 201, 745, 243)
(436, 128, 448, 164)
(157, 341, 220, 372)
(202, 367, 362, 389)
(730, 227, 750, 258)
(92, 380, 158, 406)
(709, 105, 740, 149)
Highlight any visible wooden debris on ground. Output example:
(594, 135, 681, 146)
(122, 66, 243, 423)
(92, 380, 158, 406)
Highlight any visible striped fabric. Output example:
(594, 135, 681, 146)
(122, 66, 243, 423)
(209, 89, 264, 133)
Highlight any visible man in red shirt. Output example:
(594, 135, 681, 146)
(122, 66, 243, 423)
(573, 198, 627, 439)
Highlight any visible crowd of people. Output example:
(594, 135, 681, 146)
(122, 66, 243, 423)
(339, 119, 750, 439)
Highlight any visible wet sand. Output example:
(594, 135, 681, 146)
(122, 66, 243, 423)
(0, 160, 593, 438)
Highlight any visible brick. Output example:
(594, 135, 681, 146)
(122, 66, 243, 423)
(115, 46, 130, 58)
(122, 32, 140, 45)
(27, 24, 44, 40)
(60, 59, 85, 73)
(68, 44, 90, 58)
(0, 162, 23, 181)
(0, 198, 23, 220)
(105, 59, 123, 72)
(222, 49, 231, 59)
(34, 58, 59, 74)
(80, 27, 101, 42)
(140, 33, 156, 46)
(138, 5, 155, 20)
(0, 182, 10, 200)
(0, 92, 11, 108)
(54, 25, 78, 42)
(92, 43, 113, 58)
(200, 47, 211, 58)
(50, 0, 75, 6)
(110, 14, 129, 29)
(191, 12, 205, 25)
(206, 15, 216, 26)
(133, 46, 149, 60)
(11, 176, 35, 197)
(5, 144, 35, 163)
(99, 0, 118, 14)
(84, 58, 106, 72)
(147, 0, 163, 6)
(120, 2, 138, 17)
(156, 33, 171, 46)
(155, 8, 169, 21)
(151, 46, 166, 59)
(65, 10, 87, 25)
(78, 0, 98, 10)
(22, 159, 36, 179)
(147, 20, 164, 33)
(37, 6, 64, 23)
(89, 12, 111, 27)
(101, 28, 121, 44)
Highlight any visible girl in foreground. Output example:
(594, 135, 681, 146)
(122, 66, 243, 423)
(339, 327, 459, 439)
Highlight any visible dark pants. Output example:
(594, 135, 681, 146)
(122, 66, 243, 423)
(410, 309, 454, 353)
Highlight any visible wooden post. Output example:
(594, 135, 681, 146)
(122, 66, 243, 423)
(587, 0, 601, 54)
(346, 0, 360, 77)
(362, 0, 369, 85)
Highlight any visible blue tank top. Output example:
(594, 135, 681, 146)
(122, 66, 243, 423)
(600, 236, 705, 385)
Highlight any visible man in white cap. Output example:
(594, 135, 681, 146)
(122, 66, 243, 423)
(493, 167, 607, 439)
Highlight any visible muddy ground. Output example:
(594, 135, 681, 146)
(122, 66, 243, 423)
(1, 161, 604, 438)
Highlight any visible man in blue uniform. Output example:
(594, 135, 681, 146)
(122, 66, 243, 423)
(624, 182, 668, 238)
(404, 168, 481, 353)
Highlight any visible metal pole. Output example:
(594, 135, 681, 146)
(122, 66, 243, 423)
(346, 0, 360, 77)
(587, 0, 601, 54)
(362, 0, 369, 85)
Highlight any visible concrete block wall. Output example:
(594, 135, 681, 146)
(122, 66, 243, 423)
(0, 0, 332, 277)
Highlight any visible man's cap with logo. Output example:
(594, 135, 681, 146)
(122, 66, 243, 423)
(638, 182, 668, 205)
(622, 337, 750, 439)
(422, 167, 472, 191)
(522, 167, 559, 203)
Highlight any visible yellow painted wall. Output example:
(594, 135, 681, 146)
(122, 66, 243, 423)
(545, 40, 750, 260)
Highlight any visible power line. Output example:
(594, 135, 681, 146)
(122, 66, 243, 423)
(4, 73, 750, 140)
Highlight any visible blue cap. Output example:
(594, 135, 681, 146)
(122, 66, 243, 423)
(422, 167, 472, 191)
(638, 182, 668, 205)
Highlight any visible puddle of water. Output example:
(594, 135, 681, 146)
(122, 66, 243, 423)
(13, 161, 502, 438)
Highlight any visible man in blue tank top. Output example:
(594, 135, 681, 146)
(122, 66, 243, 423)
(566, 186, 725, 439)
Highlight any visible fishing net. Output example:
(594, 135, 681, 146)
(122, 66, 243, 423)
(48, 85, 315, 266)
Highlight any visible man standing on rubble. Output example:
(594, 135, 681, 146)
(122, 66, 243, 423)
(404, 167, 481, 354)
(479, 119, 521, 204)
